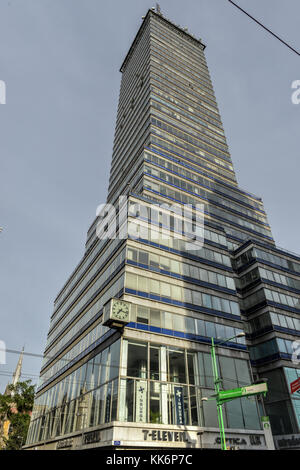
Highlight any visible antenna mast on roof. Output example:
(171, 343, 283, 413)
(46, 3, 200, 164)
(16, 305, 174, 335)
(156, 3, 162, 15)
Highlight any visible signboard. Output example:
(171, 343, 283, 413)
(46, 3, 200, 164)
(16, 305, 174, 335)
(241, 383, 267, 395)
(56, 438, 73, 449)
(290, 377, 300, 394)
(174, 386, 185, 425)
(135, 380, 147, 423)
(261, 416, 275, 450)
(217, 382, 267, 404)
(142, 429, 190, 443)
(274, 434, 300, 449)
(105, 389, 112, 423)
(83, 430, 101, 445)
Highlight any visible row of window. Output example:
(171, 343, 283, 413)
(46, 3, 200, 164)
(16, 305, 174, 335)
(27, 336, 261, 447)
(127, 221, 231, 268)
(129, 303, 245, 343)
(27, 378, 119, 446)
(151, 128, 233, 190)
(149, 43, 213, 112)
(151, 84, 224, 138)
(54, 227, 124, 311)
(151, 117, 231, 166)
(125, 272, 241, 316)
(150, 74, 223, 135)
(49, 249, 125, 341)
(144, 163, 266, 224)
(151, 96, 226, 150)
(128, 200, 229, 250)
(40, 322, 109, 388)
(235, 248, 300, 277)
(52, 242, 125, 325)
(34, 340, 121, 423)
(150, 37, 215, 93)
(260, 267, 300, 291)
(249, 337, 296, 361)
(127, 246, 236, 290)
(44, 297, 103, 366)
(150, 93, 226, 153)
(239, 266, 300, 293)
(265, 288, 300, 310)
(120, 339, 260, 428)
(247, 311, 300, 335)
(270, 311, 300, 331)
(150, 52, 218, 114)
(150, 137, 235, 183)
(255, 248, 300, 274)
(144, 177, 271, 238)
(150, 24, 210, 82)
(47, 273, 124, 357)
(145, 148, 262, 211)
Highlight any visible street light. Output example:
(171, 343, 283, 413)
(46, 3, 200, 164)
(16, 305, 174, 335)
(210, 332, 245, 451)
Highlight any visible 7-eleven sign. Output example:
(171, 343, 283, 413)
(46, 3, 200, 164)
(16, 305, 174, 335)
(290, 377, 300, 394)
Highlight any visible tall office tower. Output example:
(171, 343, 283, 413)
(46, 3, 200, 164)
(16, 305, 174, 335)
(25, 7, 300, 450)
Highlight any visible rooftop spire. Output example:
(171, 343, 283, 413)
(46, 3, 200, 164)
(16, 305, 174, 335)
(12, 346, 24, 387)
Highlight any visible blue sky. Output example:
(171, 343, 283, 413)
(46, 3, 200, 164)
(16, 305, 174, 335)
(0, 0, 299, 391)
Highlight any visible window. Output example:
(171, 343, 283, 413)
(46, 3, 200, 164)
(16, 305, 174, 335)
(126, 273, 137, 290)
(150, 279, 160, 296)
(212, 296, 221, 311)
(150, 309, 161, 327)
(137, 307, 149, 325)
(192, 291, 202, 306)
(168, 349, 186, 383)
(171, 285, 182, 301)
(127, 248, 137, 262)
(161, 282, 171, 298)
(202, 294, 212, 309)
(139, 250, 149, 265)
(127, 342, 148, 378)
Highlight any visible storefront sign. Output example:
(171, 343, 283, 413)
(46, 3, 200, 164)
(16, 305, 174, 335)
(174, 386, 185, 425)
(214, 434, 262, 447)
(136, 380, 147, 423)
(275, 434, 300, 449)
(142, 429, 190, 443)
(56, 438, 73, 449)
(83, 430, 101, 445)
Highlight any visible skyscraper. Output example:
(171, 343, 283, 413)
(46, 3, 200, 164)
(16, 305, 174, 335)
(25, 7, 300, 450)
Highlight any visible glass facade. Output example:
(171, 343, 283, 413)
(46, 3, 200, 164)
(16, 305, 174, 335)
(26, 8, 299, 450)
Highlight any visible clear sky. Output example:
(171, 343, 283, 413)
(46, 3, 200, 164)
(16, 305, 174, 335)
(0, 0, 299, 392)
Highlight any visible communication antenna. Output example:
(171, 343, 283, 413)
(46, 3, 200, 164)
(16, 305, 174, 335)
(156, 3, 162, 15)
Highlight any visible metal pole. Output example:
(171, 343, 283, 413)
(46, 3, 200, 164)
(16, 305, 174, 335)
(211, 338, 227, 451)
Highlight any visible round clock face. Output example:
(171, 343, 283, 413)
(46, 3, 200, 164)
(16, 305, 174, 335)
(112, 300, 129, 320)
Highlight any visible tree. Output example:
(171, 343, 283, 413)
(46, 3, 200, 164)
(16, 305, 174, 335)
(0, 380, 35, 450)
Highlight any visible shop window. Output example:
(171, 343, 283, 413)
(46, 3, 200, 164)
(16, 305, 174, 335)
(127, 342, 148, 378)
(168, 349, 186, 384)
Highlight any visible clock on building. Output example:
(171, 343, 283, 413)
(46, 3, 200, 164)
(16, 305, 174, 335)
(103, 298, 131, 328)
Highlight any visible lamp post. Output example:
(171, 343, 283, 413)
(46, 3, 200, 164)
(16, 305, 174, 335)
(210, 332, 245, 451)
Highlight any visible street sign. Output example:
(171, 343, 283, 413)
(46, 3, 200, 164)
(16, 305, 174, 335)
(290, 377, 300, 394)
(217, 382, 267, 404)
(241, 383, 267, 396)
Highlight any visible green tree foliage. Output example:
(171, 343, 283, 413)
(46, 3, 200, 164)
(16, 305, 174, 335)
(0, 380, 35, 450)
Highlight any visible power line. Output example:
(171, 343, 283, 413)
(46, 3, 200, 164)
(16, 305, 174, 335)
(228, 0, 300, 57)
